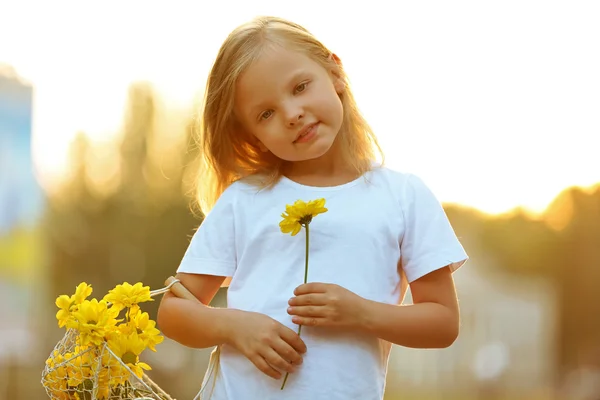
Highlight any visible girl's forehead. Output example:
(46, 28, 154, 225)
(243, 46, 317, 81)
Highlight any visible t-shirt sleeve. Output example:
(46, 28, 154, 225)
(176, 185, 237, 278)
(399, 174, 468, 283)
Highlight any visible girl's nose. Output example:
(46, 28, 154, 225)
(287, 113, 303, 127)
(285, 103, 304, 127)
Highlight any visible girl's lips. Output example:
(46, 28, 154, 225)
(294, 123, 319, 143)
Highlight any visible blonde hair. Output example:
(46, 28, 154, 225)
(194, 16, 383, 214)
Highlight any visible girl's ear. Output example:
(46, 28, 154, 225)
(329, 53, 345, 94)
(329, 53, 343, 77)
(333, 77, 345, 94)
(330, 53, 342, 67)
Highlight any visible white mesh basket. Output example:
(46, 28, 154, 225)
(42, 328, 174, 400)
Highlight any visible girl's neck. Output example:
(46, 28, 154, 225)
(283, 157, 358, 188)
(284, 169, 359, 187)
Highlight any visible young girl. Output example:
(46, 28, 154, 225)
(157, 16, 467, 400)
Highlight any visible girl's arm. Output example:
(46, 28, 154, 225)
(359, 266, 459, 348)
(287, 266, 459, 349)
(158, 272, 307, 379)
(157, 272, 231, 348)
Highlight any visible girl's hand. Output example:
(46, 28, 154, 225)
(225, 309, 307, 380)
(287, 283, 367, 329)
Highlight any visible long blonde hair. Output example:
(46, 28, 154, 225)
(194, 16, 383, 214)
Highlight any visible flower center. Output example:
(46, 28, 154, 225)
(121, 351, 137, 365)
(299, 215, 313, 225)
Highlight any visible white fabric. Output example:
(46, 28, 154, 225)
(177, 166, 468, 400)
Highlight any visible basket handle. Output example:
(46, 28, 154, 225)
(164, 275, 201, 303)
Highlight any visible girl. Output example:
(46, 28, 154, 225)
(157, 16, 467, 400)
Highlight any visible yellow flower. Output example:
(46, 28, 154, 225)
(279, 198, 328, 236)
(55, 282, 93, 328)
(72, 282, 93, 304)
(107, 332, 152, 380)
(55, 295, 74, 328)
(103, 282, 153, 314)
(68, 299, 120, 346)
(128, 311, 164, 352)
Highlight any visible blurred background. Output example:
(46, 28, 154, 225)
(1, 1, 599, 399)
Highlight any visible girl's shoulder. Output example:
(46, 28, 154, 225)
(214, 173, 276, 208)
(208, 177, 259, 213)
(221, 174, 270, 196)
(368, 164, 439, 204)
(368, 163, 417, 188)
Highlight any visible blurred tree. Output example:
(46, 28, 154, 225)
(44, 82, 202, 317)
(447, 184, 600, 382)
(548, 187, 600, 374)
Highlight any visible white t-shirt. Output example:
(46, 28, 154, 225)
(177, 166, 468, 400)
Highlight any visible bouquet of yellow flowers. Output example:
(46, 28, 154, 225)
(41, 280, 183, 400)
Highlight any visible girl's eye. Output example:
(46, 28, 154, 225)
(294, 82, 309, 94)
(260, 110, 273, 120)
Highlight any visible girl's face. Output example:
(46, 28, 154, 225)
(234, 45, 344, 163)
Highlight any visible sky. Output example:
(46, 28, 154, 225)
(1, 0, 599, 215)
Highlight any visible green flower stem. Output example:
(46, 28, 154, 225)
(299, 223, 309, 336)
(281, 224, 310, 390)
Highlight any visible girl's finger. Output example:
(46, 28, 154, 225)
(262, 347, 296, 375)
(250, 354, 282, 380)
(288, 293, 327, 306)
(294, 282, 329, 295)
(292, 316, 326, 327)
(271, 338, 304, 367)
(278, 324, 307, 354)
(287, 305, 327, 317)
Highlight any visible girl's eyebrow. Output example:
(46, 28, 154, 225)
(287, 69, 307, 84)
(250, 101, 268, 116)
